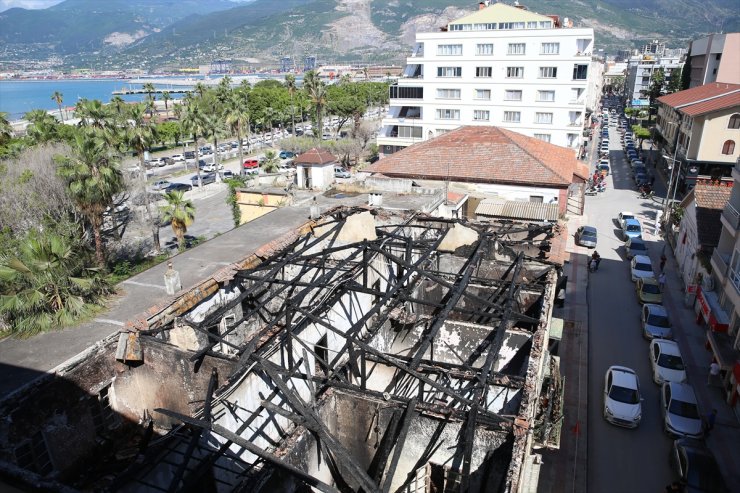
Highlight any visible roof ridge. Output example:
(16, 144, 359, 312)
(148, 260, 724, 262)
(676, 88, 740, 109)
(499, 128, 574, 182)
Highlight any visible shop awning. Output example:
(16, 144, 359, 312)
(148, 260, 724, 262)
(696, 287, 730, 332)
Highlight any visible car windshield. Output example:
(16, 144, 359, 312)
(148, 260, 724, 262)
(642, 283, 661, 294)
(658, 354, 685, 370)
(582, 231, 597, 238)
(631, 242, 647, 251)
(647, 314, 670, 327)
(609, 385, 639, 404)
(635, 262, 652, 272)
(626, 225, 641, 232)
(668, 399, 699, 419)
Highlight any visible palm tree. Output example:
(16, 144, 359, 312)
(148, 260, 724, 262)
(203, 112, 225, 171)
(225, 90, 250, 171)
(161, 190, 195, 250)
(124, 103, 161, 253)
(24, 109, 59, 144)
(303, 70, 327, 138)
(362, 66, 369, 81)
(284, 74, 297, 137)
(56, 131, 124, 267)
(161, 91, 172, 118)
(142, 82, 156, 116)
(181, 102, 207, 188)
(0, 112, 13, 144)
(194, 82, 208, 98)
(0, 231, 111, 336)
(51, 91, 64, 122)
(260, 149, 280, 173)
(109, 95, 127, 119)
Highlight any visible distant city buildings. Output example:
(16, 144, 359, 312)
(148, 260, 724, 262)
(377, 2, 597, 156)
(624, 55, 683, 106)
(686, 33, 740, 88)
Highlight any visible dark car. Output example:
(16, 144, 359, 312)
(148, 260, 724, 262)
(279, 150, 295, 159)
(575, 225, 598, 248)
(184, 151, 195, 160)
(671, 439, 729, 493)
(632, 165, 647, 177)
(191, 173, 216, 186)
(164, 182, 193, 193)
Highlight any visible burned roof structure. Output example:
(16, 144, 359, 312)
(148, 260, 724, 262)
(0, 207, 565, 493)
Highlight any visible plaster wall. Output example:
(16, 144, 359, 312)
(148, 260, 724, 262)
(693, 107, 740, 164)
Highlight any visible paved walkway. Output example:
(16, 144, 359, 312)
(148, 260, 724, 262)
(0, 204, 314, 396)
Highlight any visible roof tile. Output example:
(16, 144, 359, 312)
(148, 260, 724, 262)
(657, 82, 740, 116)
(295, 147, 337, 165)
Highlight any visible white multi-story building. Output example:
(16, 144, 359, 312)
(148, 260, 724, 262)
(377, 2, 596, 156)
(624, 55, 683, 107)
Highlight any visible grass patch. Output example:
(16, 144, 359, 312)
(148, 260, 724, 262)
(107, 252, 170, 285)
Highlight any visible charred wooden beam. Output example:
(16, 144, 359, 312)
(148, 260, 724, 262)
(380, 398, 418, 493)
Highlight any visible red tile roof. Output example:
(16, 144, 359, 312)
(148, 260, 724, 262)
(694, 178, 733, 210)
(295, 147, 336, 165)
(657, 83, 740, 116)
(368, 126, 585, 187)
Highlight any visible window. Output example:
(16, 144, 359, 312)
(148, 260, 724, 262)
(436, 128, 451, 136)
(499, 22, 525, 29)
(530, 195, 544, 203)
(389, 86, 423, 99)
(505, 90, 522, 101)
(571, 87, 585, 102)
(506, 67, 524, 78)
(436, 109, 460, 120)
(537, 90, 555, 102)
(527, 21, 537, 29)
(437, 67, 462, 77)
(541, 42, 560, 54)
(397, 126, 423, 138)
(473, 110, 490, 121)
(722, 140, 736, 155)
(729, 114, 740, 129)
(536, 112, 553, 124)
(504, 111, 521, 123)
(567, 133, 578, 147)
(573, 64, 588, 80)
(476, 43, 494, 55)
(539, 67, 558, 78)
(730, 249, 740, 294)
(539, 21, 552, 28)
(507, 43, 526, 55)
(476, 66, 492, 77)
(437, 44, 463, 56)
(534, 133, 551, 143)
(475, 89, 491, 100)
(14, 431, 53, 475)
(436, 88, 461, 99)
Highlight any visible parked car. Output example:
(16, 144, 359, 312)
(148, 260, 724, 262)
(334, 167, 351, 179)
(171, 154, 185, 162)
(642, 304, 672, 340)
(650, 339, 687, 384)
(625, 237, 649, 259)
(670, 439, 729, 493)
(661, 382, 703, 439)
(201, 163, 224, 172)
(243, 159, 259, 169)
(221, 170, 235, 180)
(165, 182, 193, 193)
(151, 180, 171, 191)
(603, 366, 642, 428)
(191, 173, 216, 186)
(617, 211, 635, 229)
(622, 218, 642, 241)
(279, 150, 296, 159)
(184, 151, 195, 160)
(575, 226, 598, 248)
(636, 277, 662, 304)
(630, 254, 654, 282)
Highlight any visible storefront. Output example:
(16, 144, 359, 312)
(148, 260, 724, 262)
(696, 286, 730, 332)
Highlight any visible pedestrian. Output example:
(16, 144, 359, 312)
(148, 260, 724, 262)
(655, 211, 663, 234)
(660, 254, 667, 272)
(703, 409, 717, 437)
(708, 360, 720, 385)
(589, 258, 597, 273)
(658, 272, 666, 291)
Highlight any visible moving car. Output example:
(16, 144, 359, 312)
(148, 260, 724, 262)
(164, 182, 193, 193)
(642, 304, 672, 340)
(191, 173, 216, 186)
(630, 255, 654, 282)
(625, 237, 648, 259)
(636, 277, 662, 304)
(575, 226, 598, 248)
(650, 339, 687, 384)
(670, 439, 729, 493)
(151, 180, 171, 191)
(622, 219, 642, 241)
(603, 366, 642, 428)
(617, 211, 635, 229)
(661, 382, 703, 439)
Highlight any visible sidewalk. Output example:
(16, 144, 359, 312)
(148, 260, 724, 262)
(0, 204, 314, 397)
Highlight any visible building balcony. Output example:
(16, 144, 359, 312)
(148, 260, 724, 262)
(711, 249, 731, 281)
(720, 202, 740, 235)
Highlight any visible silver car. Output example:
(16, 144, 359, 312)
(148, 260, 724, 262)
(642, 304, 672, 340)
(661, 382, 703, 439)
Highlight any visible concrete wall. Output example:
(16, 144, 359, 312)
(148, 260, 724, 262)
(693, 107, 740, 164)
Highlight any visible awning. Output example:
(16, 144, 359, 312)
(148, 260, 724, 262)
(475, 199, 559, 222)
(696, 287, 730, 332)
(706, 330, 738, 369)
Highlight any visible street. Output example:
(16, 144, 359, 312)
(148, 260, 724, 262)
(585, 117, 674, 491)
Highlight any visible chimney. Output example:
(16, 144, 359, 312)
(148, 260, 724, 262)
(479, 2, 486, 10)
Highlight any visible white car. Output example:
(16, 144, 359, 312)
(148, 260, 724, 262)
(603, 366, 642, 428)
(630, 255, 654, 282)
(617, 211, 635, 229)
(661, 382, 703, 439)
(642, 304, 673, 340)
(171, 154, 185, 162)
(201, 163, 224, 172)
(650, 339, 687, 384)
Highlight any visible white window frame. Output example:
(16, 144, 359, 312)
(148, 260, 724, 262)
(437, 67, 462, 78)
(535, 112, 553, 124)
(541, 42, 560, 55)
(476, 43, 494, 55)
(534, 133, 551, 143)
(437, 44, 463, 56)
(436, 88, 461, 99)
(506, 67, 524, 78)
(537, 90, 555, 102)
(507, 43, 526, 55)
(505, 90, 522, 101)
(503, 111, 521, 123)
(436, 109, 460, 120)
(473, 110, 490, 121)
(474, 89, 491, 100)
(539, 66, 558, 79)
(475, 66, 493, 78)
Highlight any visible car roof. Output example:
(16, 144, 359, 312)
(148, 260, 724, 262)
(633, 254, 651, 263)
(640, 277, 659, 285)
(645, 303, 667, 316)
(654, 338, 680, 354)
(624, 218, 641, 226)
(666, 381, 696, 402)
(608, 366, 638, 388)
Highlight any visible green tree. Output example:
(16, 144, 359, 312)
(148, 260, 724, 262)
(284, 74, 297, 137)
(0, 231, 112, 337)
(225, 89, 250, 169)
(260, 149, 280, 173)
(680, 56, 692, 90)
(162, 91, 172, 118)
(181, 102, 207, 187)
(143, 82, 156, 116)
(24, 109, 59, 144)
(666, 67, 682, 94)
(51, 91, 64, 122)
(303, 70, 328, 137)
(109, 95, 127, 121)
(56, 132, 124, 267)
(161, 190, 195, 250)
(203, 112, 226, 170)
(0, 112, 13, 145)
(646, 68, 665, 125)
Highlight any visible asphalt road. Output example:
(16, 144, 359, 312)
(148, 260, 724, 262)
(586, 119, 674, 492)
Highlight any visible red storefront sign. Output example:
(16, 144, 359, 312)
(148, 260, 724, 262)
(696, 287, 729, 332)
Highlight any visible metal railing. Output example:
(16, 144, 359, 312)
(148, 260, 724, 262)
(711, 249, 731, 277)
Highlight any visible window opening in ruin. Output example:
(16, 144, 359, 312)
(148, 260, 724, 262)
(14, 431, 53, 475)
(315, 334, 329, 376)
(90, 384, 118, 434)
(428, 462, 462, 493)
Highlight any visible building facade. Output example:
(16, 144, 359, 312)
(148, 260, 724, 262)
(624, 55, 683, 107)
(687, 33, 740, 88)
(377, 2, 596, 155)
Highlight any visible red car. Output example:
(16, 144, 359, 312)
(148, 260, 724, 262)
(243, 159, 259, 169)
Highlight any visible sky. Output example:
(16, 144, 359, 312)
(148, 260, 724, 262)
(0, 0, 252, 12)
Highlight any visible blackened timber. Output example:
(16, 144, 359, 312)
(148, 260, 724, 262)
(380, 398, 417, 493)
(153, 409, 342, 493)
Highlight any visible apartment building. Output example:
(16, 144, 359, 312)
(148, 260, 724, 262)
(687, 33, 740, 88)
(377, 2, 596, 155)
(624, 55, 683, 107)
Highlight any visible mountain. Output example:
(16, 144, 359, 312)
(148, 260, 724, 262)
(2, 0, 739, 67)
